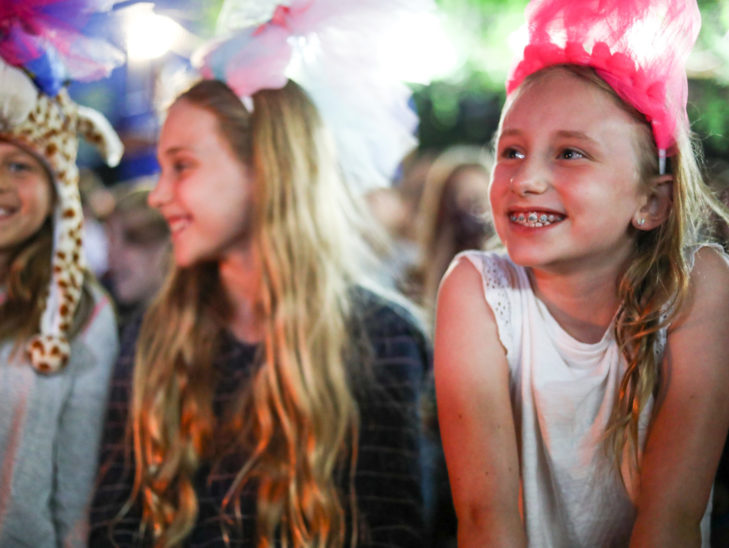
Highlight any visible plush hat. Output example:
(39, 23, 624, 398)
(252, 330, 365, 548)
(0, 1, 124, 373)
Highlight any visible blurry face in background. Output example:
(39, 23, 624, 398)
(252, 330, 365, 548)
(449, 166, 490, 218)
(445, 166, 492, 246)
(0, 141, 53, 272)
(106, 209, 169, 306)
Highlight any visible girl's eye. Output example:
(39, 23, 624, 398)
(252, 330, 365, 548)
(501, 147, 525, 160)
(172, 161, 191, 174)
(7, 161, 34, 174)
(558, 148, 584, 160)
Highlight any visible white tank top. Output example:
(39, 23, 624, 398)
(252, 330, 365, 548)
(461, 250, 710, 547)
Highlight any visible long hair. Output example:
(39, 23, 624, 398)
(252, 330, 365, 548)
(129, 79, 381, 546)
(0, 177, 93, 353)
(505, 65, 729, 477)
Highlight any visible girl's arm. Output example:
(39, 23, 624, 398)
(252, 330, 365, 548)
(434, 257, 526, 548)
(631, 247, 729, 547)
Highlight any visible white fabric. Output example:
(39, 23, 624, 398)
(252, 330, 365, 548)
(460, 249, 710, 547)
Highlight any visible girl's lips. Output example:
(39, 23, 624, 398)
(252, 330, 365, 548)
(166, 216, 192, 235)
(509, 210, 565, 227)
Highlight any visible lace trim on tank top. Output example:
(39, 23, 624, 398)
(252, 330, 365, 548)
(459, 245, 727, 364)
(459, 251, 514, 356)
(458, 250, 682, 361)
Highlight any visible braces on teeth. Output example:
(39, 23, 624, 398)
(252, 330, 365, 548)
(510, 212, 563, 227)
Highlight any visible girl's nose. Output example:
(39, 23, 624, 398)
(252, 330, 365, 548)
(148, 175, 170, 209)
(509, 161, 549, 196)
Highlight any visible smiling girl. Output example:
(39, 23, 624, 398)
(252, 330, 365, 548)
(434, 0, 729, 547)
(0, 51, 121, 548)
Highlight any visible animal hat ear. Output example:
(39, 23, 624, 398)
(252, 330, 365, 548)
(77, 105, 124, 168)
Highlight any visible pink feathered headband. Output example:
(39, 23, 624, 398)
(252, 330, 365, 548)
(506, 0, 701, 173)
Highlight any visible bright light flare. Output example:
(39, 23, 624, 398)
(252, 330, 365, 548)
(124, 3, 185, 62)
(385, 12, 462, 84)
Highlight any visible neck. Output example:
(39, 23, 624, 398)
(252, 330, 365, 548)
(528, 263, 625, 344)
(218, 247, 263, 344)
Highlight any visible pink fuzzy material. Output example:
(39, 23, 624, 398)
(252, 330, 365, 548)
(507, 0, 701, 154)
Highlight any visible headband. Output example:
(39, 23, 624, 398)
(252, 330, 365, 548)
(507, 0, 701, 174)
(155, 0, 437, 194)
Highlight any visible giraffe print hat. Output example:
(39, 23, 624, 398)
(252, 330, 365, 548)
(0, 0, 125, 373)
(0, 58, 123, 373)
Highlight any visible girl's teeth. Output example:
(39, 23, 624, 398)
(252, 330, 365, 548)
(169, 218, 190, 233)
(510, 211, 564, 227)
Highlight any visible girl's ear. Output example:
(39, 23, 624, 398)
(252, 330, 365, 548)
(633, 174, 673, 230)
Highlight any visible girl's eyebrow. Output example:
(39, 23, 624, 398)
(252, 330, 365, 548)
(161, 146, 190, 156)
(499, 128, 600, 147)
(554, 130, 599, 146)
(498, 128, 521, 139)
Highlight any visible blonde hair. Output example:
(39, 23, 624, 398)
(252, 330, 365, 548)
(128, 79, 383, 546)
(505, 65, 729, 476)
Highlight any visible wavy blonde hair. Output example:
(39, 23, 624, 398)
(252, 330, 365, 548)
(128, 80, 383, 546)
(508, 65, 729, 477)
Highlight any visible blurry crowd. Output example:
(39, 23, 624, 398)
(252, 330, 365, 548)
(79, 171, 170, 333)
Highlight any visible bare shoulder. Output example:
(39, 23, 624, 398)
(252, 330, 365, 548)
(663, 245, 729, 379)
(675, 246, 729, 327)
(438, 253, 491, 306)
(435, 253, 506, 383)
(437, 252, 508, 351)
(689, 246, 729, 293)
(438, 254, 485, 300)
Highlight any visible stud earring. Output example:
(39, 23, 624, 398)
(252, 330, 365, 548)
(637, 218, 646, 226)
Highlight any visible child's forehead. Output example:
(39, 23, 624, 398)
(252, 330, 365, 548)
(496, 83, 651, 166)
(511, 69, 602, 107)
(500, 70, 634, 133)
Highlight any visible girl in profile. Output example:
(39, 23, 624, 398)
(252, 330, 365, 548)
(90, 2, 431, 546)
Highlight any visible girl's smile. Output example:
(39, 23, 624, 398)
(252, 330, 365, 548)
(508, 209, 566, 227)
